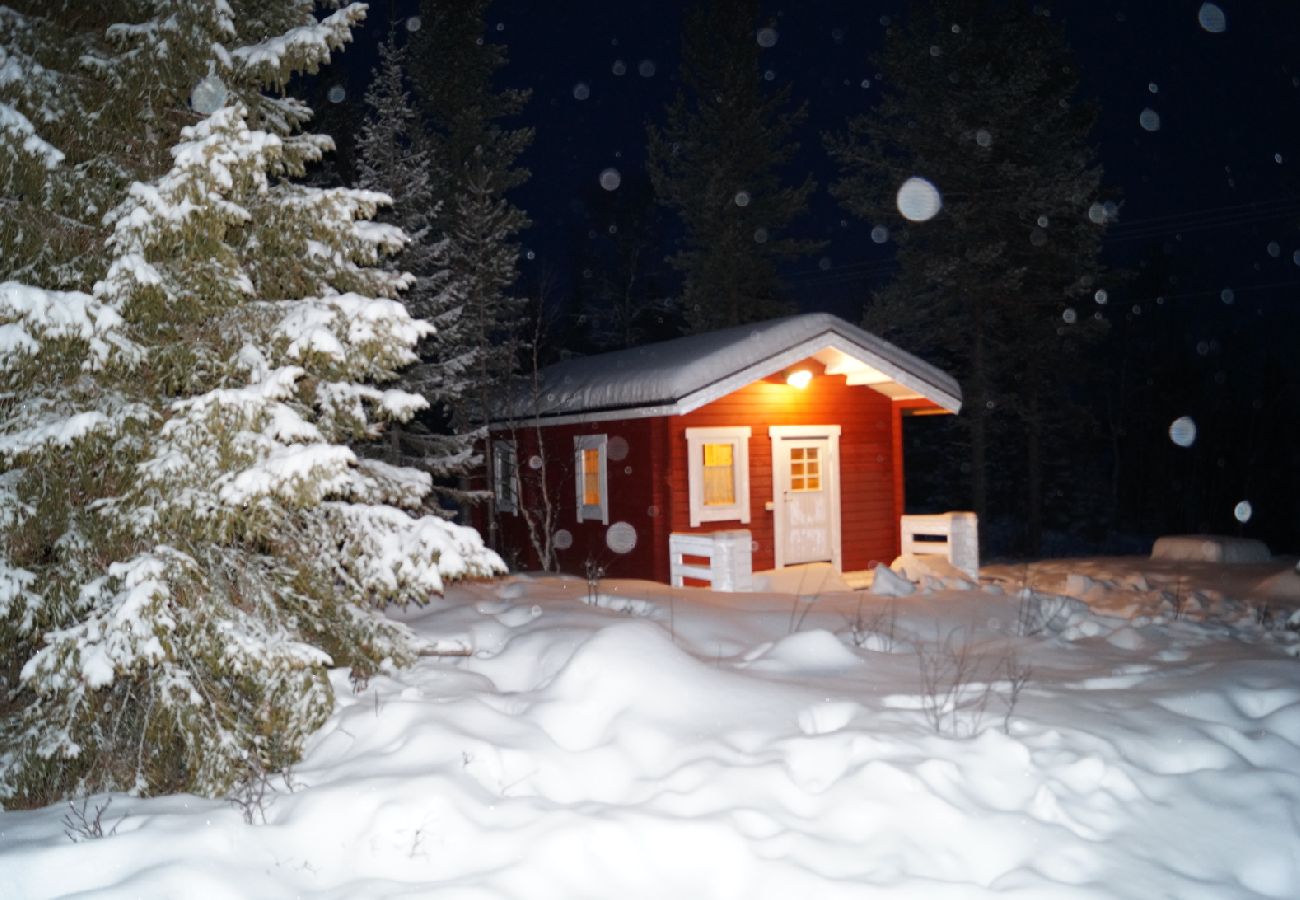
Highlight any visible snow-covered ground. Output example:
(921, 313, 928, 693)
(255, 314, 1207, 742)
(4, 557, 1300, 899)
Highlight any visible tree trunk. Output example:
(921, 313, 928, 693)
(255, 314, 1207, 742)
(970, 302, 989, 552)
(1025, 375, 1043, 556)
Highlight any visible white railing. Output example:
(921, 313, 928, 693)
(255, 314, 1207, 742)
(900, 512, 979, 578)
(669, 529, 753, 591)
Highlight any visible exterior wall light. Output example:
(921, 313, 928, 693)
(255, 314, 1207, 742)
(785, 368, 813, 389)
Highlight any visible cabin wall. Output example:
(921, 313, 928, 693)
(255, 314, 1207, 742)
(671, 360, 900, 573)
(489, 362, 945, 582)
(490, 417, 670, 581)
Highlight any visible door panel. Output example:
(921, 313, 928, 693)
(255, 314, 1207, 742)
(778, 438, 832, 565)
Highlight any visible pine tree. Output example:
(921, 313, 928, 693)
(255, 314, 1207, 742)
(406, 0, 532, 544)
(826, 0, 1108, 552)
(0, 6, 502, 807)
(576, 172, 679, 352)
(355, 33, 475, 489)
(647, 0, 820, 333)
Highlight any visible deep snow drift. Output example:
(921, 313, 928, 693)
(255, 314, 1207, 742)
(3, 557, 1299, 899)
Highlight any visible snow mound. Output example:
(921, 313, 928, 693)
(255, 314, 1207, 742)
(582, 592, 657, 617)
(1152, 534, 1271, 564)
(890, 552, 977, 589)
(746, 629, 863, 671)
(869, 562, 915, 596)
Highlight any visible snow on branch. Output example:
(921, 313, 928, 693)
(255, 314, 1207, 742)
(316, 502, 506, 602)
(0, 101, 63, 168)
(231, 4, 366, 89)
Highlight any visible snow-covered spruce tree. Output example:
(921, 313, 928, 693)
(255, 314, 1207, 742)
(0, 104, 503, 808)
(406, 0, 531, 544)
(647, 0, 821, 333)
(0, 1, 369, 291)
(355, 33, 475, 490)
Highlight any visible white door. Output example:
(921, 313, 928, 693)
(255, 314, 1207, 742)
(770, 426, 842, 569)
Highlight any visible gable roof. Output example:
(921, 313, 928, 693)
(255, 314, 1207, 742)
(499, 312, 962, 424)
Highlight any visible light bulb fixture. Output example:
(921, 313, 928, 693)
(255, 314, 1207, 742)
(785, 368, 813, 389)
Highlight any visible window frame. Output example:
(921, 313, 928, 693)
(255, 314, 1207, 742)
(574, 433, 609, 524)
(492, 439, 520, 515)
(685, 426, 752, 527)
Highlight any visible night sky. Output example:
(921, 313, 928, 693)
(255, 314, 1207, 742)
(335, 1, 1300, 554)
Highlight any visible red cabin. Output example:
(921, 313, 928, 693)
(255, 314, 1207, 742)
(484, 313, 961, 584)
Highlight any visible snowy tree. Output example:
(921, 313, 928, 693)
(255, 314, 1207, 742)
(406, 0, 532, 545)
(826, 0, 1109, 553)
(647, 0, 820, 333)
(355, 33, 475, 490)
(0, 5, 503, 808)
(0, 1, 367, 291)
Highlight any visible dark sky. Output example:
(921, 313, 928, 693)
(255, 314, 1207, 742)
(339, 1, 1300, 552)
(339, 2, 1300, 315)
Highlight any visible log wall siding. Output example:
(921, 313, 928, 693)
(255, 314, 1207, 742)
(669, 360, 899, 574)
(492, 361, 946, 582)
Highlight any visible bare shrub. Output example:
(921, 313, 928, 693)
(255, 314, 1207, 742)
(916, 628, 1031, 738)
(843, 598, 897, 651)
(62, 795, 123, 842)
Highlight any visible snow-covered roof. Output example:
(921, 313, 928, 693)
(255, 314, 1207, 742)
(501, 313, 961, 424)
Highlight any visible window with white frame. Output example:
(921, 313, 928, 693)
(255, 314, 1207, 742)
(685, 426, 751, 527)
(492, 439, 519, 514)
(574, 434, 608, 524)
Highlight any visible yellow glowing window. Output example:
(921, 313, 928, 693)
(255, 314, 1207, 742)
(702, 443, 735, 506)
(684, 426, 751, 527)
(790, 447, 820, 491)
(582, 448, 602, 506)
(575, 434, 608, 523)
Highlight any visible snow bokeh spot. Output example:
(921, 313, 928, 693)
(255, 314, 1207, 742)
(553, 529, 573, 551)
(976, 128, 992, 147)
(1149, 82, 1159, 93)
(1234, 500, 1253, 523)
(1094, 289, 1108, 305)
(757, 27, 778, 48)
(327, 84, 346, 104)
(896, 177, 942, 222)
(1062, 308, 1077, 324)
(734, 191, 751, 207)
(1198, 3, 1227, 33)
(1139, 108, 1161, 132)
(612, 59, 626, 76)
(607, 436, 629, 461)
(190, 74, 228, 115)
(405, 16, 421, 32)
(1169, 416, 1197, 448)
(599, 168, 622, 191)
(638, 59, 656, 77)
(1220, 288, 1234, 304)
(754, 227, 769, 243)
(1267, 241, 1280, 258)
(871, 225, 889, 244)
(606, 522, 637, 554)
(573, 82, 590, 101)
